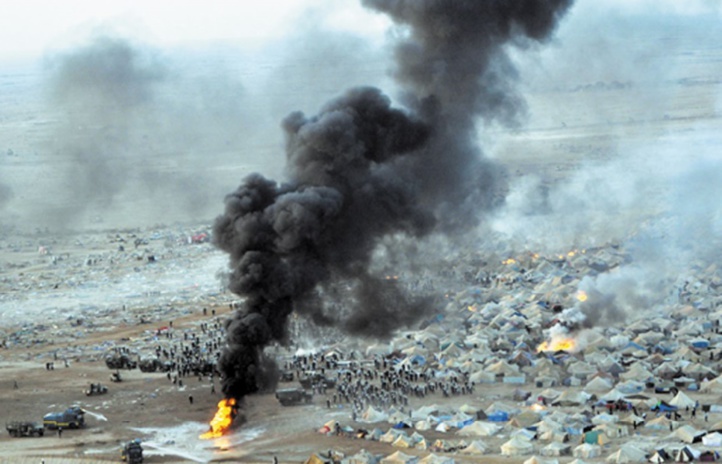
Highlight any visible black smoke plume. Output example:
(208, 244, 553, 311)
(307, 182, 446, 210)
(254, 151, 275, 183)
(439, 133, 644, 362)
(213, 0, 573, 400)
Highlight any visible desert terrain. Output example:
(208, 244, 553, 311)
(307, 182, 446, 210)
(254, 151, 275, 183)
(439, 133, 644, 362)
(1, 8, 722, 464)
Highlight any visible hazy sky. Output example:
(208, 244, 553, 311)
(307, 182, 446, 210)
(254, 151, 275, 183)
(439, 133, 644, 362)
(0, 0, 391, 61)
(1, 0, 719, 62)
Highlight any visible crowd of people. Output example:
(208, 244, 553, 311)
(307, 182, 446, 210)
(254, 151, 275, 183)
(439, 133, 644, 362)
(285, 351, 477, 420)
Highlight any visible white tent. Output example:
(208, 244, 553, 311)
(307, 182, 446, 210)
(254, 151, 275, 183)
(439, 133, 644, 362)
(392, 435, 414, 449)
(703, 431, 722, 446)
(500, 436, 534, 456)
(380, 451, 419, 464)
(458, 440, 487, 455)
(669, 391, 696, 409)
(435, 422, 450, 433)
(523, 457, 559, 464)
(700, 375, 722, 393)
(552, 390, 590, 406)
(669, 424, 704, 444)
(362, 406, 389, 423)
(540, 442, 571, 457)
(457, 421, 500, 437)
(343, 450, 379, 464)
(673, 446, 701, 462)
(598, 389, 626, 402)
(411, 405, 441, 420)
(605, 444, 647, 463)
(645, 416, 675, 431)
(573, 444, 602, 459)
(586, 376, 613, 392)
(591, 413, 619, 425)
(594, 423, 628, 438)
(469, 371, 496, 384)
(380, 429, 406, 444)
(418, 454, 453, 464)
(414, 420, 433, 431)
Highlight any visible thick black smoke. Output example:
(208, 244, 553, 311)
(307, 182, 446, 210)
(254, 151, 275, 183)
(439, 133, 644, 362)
(213, 0, 573, 400)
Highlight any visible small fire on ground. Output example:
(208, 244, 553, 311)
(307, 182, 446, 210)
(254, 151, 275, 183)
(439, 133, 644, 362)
(537, 336, 577, 353)
(199, 398, 237, 439)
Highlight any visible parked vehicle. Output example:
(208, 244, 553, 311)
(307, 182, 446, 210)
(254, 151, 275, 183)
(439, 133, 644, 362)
(84, 383, 108, 396)
(43, 406, 85, 429)
(121, 439, 143, 463)
(6, 421, 44, 437)
(105, 353, 137, 370)
(275, 388, 313, 406)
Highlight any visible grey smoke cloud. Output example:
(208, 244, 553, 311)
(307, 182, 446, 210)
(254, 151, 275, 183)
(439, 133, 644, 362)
(0, 182, 12, 209)
(493, 7, 722, 330)
(37, 35, 254, 229)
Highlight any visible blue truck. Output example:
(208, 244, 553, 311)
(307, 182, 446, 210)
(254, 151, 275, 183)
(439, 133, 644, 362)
(43, 406, 85, 429)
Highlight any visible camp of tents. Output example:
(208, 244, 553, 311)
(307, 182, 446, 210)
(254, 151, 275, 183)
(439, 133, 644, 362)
(299, 244, 722, 463)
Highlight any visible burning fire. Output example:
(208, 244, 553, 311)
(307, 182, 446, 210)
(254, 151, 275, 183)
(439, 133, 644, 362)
(537, 336, 576, 353)
(576, 290, 588, 302)
(199, 398, 237, 439)
(502, 258, 516, 265)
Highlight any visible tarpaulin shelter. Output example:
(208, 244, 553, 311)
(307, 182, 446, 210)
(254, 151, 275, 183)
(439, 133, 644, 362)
(487, 411, 509, 422)
(582, 430, 609, 446)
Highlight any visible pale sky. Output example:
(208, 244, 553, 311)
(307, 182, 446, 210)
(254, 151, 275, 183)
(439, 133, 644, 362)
(0, 0, 719, 62)
(0, 0, 391, 61)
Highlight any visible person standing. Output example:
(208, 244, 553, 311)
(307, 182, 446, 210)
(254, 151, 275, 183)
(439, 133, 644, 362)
(57, 427, 63, 438)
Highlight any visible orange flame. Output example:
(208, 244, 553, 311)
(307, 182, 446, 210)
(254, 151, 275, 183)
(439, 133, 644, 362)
(576, 290, 588, 302)
(502, 258, 516, 265)
(199, 398, 237, 439)
(537, 337, 576, 353)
